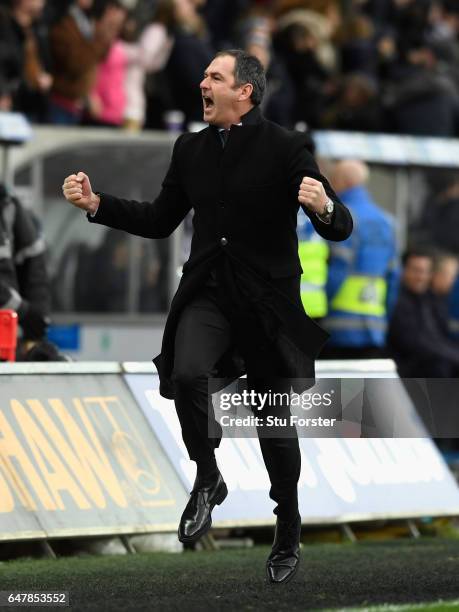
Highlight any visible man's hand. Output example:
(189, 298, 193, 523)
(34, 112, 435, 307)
(62, 172, 100, 214)
(298, 177, 328, 214)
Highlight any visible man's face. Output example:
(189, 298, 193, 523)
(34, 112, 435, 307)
(403, 256, 433, 294)
(432, 258, 458, 295)
(77, 0, 94, 12)
(0, 93, 12, 112)
(15, 0, 45, 18)
(200, 55, 247, 126)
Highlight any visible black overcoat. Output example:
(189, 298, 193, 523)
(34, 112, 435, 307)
(88, 106, 353, 398)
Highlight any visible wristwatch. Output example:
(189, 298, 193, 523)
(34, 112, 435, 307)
(316, 198, 334, 223)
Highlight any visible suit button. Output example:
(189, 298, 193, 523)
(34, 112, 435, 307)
(220, 237, 228, 246)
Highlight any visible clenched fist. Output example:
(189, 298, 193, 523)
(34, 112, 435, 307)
(298, 176, 328, 214)
(62, 172, 100, 215)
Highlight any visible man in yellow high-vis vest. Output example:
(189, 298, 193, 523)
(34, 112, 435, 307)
(322, 159, 400, 359)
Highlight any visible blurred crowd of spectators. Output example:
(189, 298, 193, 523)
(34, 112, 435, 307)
(1, 0, 459, 135)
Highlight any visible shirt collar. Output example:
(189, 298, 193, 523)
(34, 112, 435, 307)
(219, 124, 241, 131)
(212, 105, 263, 133)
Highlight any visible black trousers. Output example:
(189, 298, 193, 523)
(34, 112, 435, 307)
(171, 284, 301, 520)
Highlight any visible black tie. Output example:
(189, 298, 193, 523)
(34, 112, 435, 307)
(220, 129, 230, 148)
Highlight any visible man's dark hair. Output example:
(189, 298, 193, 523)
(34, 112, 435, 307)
(402, 247, 435, 267)
(215, 49, 266, 106)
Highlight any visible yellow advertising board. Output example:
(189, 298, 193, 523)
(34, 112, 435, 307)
(0, 367, 187, 541)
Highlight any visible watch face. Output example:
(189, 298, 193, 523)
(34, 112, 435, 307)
(326, 200, 334, 213)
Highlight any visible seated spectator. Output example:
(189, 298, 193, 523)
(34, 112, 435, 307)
(335, 12, 378, 76)
(0, 183, 51, 359)
(275, 2, 340, 74)
(320, 72, 382, 132)
(48, 0, 125, 125)
(122, 0, 174, 131)
(274, 0, 342, 38)
(0, 0, 52, 123)
(273, 19, 330, 127)
(202, 0, 250, 50)
(430, 252, 459, 337)
(420, 173, 459, 255)
(0, 8, 21, 103)
(87, 0, 129, 127)
(388, 248, 459, 378)
(392, 0, 432, 56)
(240, 12, 295, 128)
(163, 0, 214, 125)
(426, 251, 459, 452)
(385, 42, 459, 137)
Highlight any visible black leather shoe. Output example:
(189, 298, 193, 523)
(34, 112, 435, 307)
(178, 472, 228, 543)
(266, 513, 301, 584)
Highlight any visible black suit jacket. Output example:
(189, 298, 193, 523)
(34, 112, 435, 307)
(89, 106, 353, 398)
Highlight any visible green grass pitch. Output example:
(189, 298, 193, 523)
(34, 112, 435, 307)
(1, 537, 459, 611)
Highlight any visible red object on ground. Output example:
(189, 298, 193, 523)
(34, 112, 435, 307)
(0, 309, 18, 362)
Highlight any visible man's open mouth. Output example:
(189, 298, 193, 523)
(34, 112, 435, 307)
(203, 96, 214, 110)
